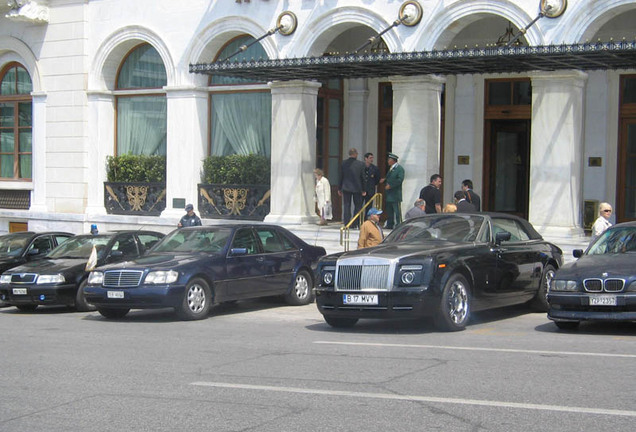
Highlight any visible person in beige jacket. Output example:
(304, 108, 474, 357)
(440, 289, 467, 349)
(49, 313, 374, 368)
(358, 207, 384, 249)
(314, 168, 332, 225)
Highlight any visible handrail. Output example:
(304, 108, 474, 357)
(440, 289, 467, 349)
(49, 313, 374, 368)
(340, 193, 383, 251)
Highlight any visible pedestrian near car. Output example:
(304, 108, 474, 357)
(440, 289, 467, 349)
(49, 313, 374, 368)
(338, 148, 366, 228)
(590, 202, 613, 244)
(454, 190, 476, 213)
(461, 179, 481, 211)
(178, 203, 202, 228)
(443, 203, 457, 213)
(380, 153, 404, 229)
(419, 174, 442, 214)
(314, 168, 332, 226)
(363, 152, 381, 204)
(358, 207, 384, 249)
(404, 199, 426, 220)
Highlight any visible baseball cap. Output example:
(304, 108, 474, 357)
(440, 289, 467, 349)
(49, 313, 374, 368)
(185, 203, 194, 211)
(367, 207, 383, 217)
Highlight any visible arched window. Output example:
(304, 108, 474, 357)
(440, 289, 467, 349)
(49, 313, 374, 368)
(0, 63, 32, 180)
(116, 44, 167, 155)
(210, 36, 271, 157)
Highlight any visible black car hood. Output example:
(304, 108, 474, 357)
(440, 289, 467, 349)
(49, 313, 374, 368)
(557, 253, 635, 278)
(5, 258, 87, 275)
(97, 252, 221, 271)
(0, 257, 22, 272)
(324, 240, 466, 261)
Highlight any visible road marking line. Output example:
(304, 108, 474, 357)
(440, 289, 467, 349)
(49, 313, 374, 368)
(313, 341, 636, 359)
(190, 382, 636, 417)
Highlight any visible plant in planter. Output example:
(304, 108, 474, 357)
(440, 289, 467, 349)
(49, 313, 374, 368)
(199, 154, 271, 220)
(104, 154, 167, 215)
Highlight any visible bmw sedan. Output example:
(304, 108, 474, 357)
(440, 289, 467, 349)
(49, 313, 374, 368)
(315, 213, 563, 331)
(548, 222, 636, 330)
(0, 230, 164, 312)
(83, 225, 326, 320)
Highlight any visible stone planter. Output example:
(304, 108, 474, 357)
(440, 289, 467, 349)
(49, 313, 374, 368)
(104, 182, 166, 216)
(198, 184, 270, 221)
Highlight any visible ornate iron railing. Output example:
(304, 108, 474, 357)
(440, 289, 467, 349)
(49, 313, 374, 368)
(104, 182, 166, 216)
(198, 184, 270, 221)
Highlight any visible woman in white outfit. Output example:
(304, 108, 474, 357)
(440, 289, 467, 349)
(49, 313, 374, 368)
(314, 168, 332, 225)
(590, 202, 613, 245)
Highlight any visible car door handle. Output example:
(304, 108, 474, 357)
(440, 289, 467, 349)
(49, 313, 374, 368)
(256, 257, 265, 262)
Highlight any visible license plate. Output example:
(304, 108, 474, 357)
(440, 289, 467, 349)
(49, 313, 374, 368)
(589, 295, 617, 306)
(107, 291, 124, 299)
(343, 294, 378, 305)
(12, 288, 27, 295)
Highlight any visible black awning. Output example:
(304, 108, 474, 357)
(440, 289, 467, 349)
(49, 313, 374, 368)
(190, 40, 636, 81)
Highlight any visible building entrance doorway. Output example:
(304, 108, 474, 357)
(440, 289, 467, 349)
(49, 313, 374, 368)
(483, 78, 532, 219)
(316, 79, 343, 221)
(618, 75, 636, 222)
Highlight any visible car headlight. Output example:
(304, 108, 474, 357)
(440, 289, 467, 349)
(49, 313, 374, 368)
(399, 264, 423, 286)
(144, 270, 179, 284)
(37, 274, 65, 284)
(321, 266, 336, 287)
(88, 271, 104, 285)
(627, 281, 636, 292)
(550, 279, 578, 292)
(0, 274, 11, 284)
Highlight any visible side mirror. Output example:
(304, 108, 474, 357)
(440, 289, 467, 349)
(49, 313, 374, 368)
(27, 248, 40, 256)
(230, 248, 248, 256)
(573, 249, 583, 258)
(110, 250, 124, 258)
(494, 231, 511, 246)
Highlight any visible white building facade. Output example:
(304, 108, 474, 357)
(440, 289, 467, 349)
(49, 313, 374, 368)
(0, 0, 634, 237)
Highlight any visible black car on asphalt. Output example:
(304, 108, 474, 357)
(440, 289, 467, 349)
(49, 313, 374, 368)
(83, 225, 326, 320)
(0, 230, 164, 312)
(547, 222, 636, 330)
(315, 213, 563, 331)
(0, 231, 74, 307)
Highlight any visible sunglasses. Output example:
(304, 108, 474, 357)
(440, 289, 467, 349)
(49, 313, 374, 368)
(602, 209, 612, 213)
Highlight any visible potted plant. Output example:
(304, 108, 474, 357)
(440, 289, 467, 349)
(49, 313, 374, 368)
(104, 154, 167, 215)
(198, 154, 271, 220)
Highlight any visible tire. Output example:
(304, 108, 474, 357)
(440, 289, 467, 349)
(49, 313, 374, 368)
(98, 308, 130, 319)
(285, 270, 314, 306)
(75, 280, 96, 312)
(434, 273, 471, 332)
(176, 278, 212, 321)
(530, 264, 555, 311)
(16, 304, 38, 312)
(324, 316, 358, 328)
(555, 321, 580, 331)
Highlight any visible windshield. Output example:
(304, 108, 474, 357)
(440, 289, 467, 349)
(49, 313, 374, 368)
(385, 214, 486, 244)
(153, 228, 232, 253)
(587, 226, 636, 255)
(48, 235, 111, 259)
(0, 235, 30, 258)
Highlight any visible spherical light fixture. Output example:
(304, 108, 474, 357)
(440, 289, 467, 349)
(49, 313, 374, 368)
(540, 0, 567, 19)
(277, 11, 298, 36)
(399, 1, 423, 27)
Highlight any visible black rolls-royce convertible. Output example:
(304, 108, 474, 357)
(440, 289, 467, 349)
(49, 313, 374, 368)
(315, 213, 563, 331)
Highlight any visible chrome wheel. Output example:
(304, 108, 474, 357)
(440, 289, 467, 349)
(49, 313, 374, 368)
(186, 283, 206, 313)
(448, 279, 469, 324)
(285, 270, 314, 305)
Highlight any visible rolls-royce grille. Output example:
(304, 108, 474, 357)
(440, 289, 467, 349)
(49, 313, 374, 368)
(103, 270, 144, 288)
(336, 265, 391, 291)
(583, 278, 625, 292)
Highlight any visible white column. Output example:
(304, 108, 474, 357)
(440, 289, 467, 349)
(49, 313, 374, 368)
(161, 87, 208, 219)
(29, 92, 48, 213)
(529, 70, 587, 237)
(264, 80, 321, 225)
(390, 75, 445, 212)
(347, 78, 369, 154)
(85, 91, 114, 216)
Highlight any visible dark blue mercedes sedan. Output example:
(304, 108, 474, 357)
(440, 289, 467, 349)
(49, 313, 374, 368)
(83, 225, 326, 320)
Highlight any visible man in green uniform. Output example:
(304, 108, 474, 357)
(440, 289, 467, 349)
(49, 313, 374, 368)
(380, 153, 404, 229)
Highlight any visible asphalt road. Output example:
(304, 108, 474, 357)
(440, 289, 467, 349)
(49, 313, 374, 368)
(1, 300, 635, 432)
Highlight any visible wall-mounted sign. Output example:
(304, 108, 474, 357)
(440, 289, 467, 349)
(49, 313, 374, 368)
(588, 157, 602, 167)
(458, 155, 470, 165)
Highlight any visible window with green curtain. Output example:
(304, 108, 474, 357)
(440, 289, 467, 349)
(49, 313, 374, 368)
(116, 44, 167, 156)
(210, 36, 271, 157)
(0, 63, 32, 180)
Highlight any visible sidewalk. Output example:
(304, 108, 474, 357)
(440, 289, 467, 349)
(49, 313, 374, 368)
(287, 222, 590, 264)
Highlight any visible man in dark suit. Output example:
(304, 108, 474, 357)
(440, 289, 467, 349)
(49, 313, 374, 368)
(462, 179, 481, 211)
(454, 190, 476, 213)
(363, 152, 381, 204)
(338, 148, 366, 228)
